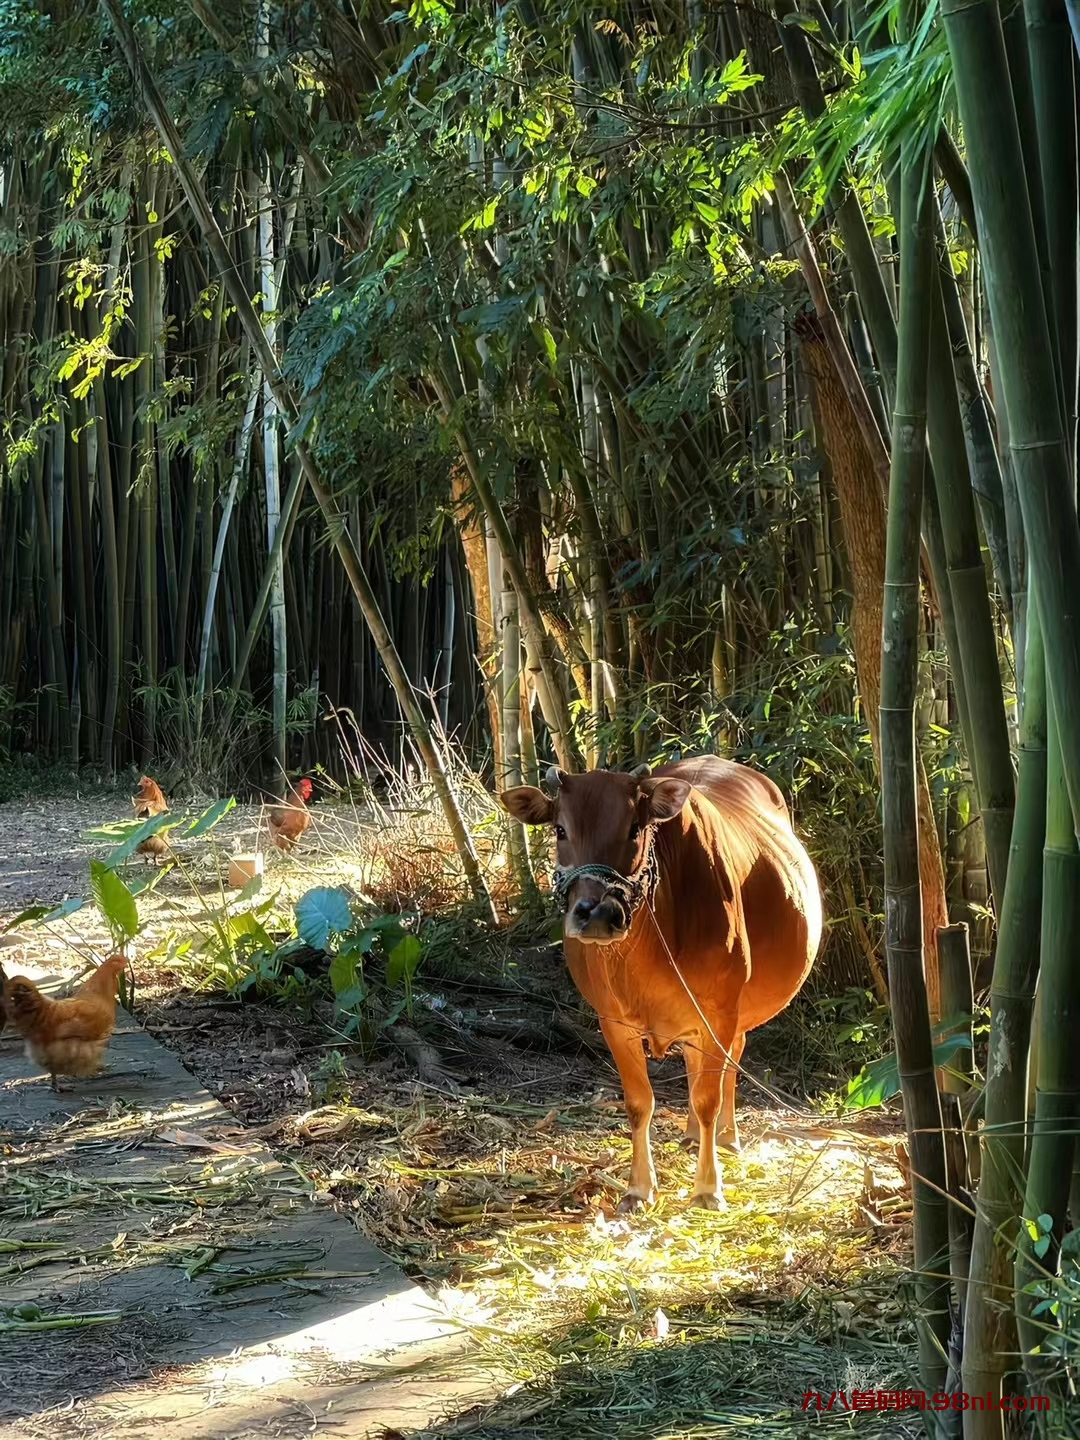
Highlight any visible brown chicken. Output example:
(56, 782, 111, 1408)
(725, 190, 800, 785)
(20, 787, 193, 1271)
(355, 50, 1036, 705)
(268, 778, 314, 851)
(132, 775, 169, 862)
(3, 954, 130, 1091)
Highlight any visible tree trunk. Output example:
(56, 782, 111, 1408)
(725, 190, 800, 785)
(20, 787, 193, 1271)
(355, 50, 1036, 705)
(798, 312, 950, 1018)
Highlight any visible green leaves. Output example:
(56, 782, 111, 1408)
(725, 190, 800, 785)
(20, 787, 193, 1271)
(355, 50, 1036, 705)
(84, 797, 234, 870)
(386, 932, 423, 990)
(295, 886, 355, 952)
(86, 813, 173, 866)
(1023, 1213, 1057, 1262)
(89, 860, 138, 945)
(844, 1018, 974, 1111)
(184, 797, 236, 839)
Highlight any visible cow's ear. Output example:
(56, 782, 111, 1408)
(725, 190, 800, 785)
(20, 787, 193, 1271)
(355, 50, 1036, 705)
(641, 777, 691, 823)
(500, 787, 555, 825)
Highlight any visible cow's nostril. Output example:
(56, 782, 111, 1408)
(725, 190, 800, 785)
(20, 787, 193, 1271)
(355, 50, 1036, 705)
(572, 898, 597, 921)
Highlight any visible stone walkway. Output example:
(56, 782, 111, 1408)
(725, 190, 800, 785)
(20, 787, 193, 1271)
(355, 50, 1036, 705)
(0, 968, 501, 1438)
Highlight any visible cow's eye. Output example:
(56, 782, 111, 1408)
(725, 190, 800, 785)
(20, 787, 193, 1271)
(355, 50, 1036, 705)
(554, 824, 567, 841)
(628, 823, 641, 843)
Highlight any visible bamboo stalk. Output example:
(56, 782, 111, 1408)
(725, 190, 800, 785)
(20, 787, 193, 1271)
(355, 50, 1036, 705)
(962, 599, 1046, 1428)
(880, 127, 951, 1400)
(941, 0, 1080, 850)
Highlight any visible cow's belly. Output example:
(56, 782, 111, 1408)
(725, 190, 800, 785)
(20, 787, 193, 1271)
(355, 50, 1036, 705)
(739, 856, 817, 1031)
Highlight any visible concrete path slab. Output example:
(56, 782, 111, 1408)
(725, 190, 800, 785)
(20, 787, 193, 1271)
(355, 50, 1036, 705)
(0, 971, 500, 1436)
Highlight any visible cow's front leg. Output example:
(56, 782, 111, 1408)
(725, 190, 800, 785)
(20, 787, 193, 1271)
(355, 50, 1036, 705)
(600, 1018, 657, 1212)
(684, 1022, 738, 1210)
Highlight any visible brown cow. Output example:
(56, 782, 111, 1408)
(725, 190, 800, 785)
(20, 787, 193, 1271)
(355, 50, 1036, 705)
(501, 756, 822, 1211)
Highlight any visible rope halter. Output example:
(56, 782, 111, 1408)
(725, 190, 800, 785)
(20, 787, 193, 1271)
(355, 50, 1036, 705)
(552, 825, 661, 930)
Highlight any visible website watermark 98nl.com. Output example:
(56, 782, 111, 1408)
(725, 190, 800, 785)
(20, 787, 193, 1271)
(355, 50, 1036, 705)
(801, 1390, 1050, 1413)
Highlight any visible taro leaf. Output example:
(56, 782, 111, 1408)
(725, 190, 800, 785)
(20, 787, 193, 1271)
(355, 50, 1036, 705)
(128, 866, 173, 898)
(184, 797, 236, 839)
(295, 886, 354, 952)
(95, 813, 174, 867)
(45, 897, 88, 922)
(235, 873, 264, 904)
(329, 942, 369, 1012)
(89, 860, 139, 944)
(386, 933, 423, 991)
(6, 905, 52, 927)
(224, 911, 274, 950)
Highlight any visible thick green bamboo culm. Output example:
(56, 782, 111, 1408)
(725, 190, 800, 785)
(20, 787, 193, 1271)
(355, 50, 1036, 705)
(1015, 700, 1080, 1382)
(937, 922, 975, 1319)
(940, 0, 1080, 851)
(776, 3, 1014, 920)
(933, 228, 1012, 626)
(961, 600, 1047, 1429)
(1023, 0, 1078, 433)
(925, 269, 1014, 909)
(880, 133, 951, 1400)
(97, 0, 497, 925)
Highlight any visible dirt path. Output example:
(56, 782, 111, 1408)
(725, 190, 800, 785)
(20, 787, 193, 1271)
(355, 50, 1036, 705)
(0, 963, 500, 1438)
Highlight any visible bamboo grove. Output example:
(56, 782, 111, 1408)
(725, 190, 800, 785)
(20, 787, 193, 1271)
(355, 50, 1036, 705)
(0, 0, 1079, 1426)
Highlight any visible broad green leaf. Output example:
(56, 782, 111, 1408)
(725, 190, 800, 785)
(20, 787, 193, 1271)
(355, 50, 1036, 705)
(5, 906, 51, 927)
(329, 949, 357, 997)
(386, 933, 423, 990)
(89, 860, 139, 943)
(45, 898, 88, 923)
(95, 813, 174, 867)
(184, 797, 236, 839)
(235, 874, 264, 903)
(224, 911, 273, 949)
(844, 1030, 974, 1112)
(128, 866, 173, 898)
(295, 886, 354, 951)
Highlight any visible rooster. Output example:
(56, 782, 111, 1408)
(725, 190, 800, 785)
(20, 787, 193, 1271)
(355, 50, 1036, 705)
(2, 954, 130, 1091)
(268, 778, 314, 852)
(132, 775, 169, 863)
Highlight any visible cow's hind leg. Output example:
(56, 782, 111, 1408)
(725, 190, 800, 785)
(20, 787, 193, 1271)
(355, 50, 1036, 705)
(684, 1024, 738, 1210)
(600, 1018, 657, 1213)
(717, 1030, 746, 1153)
(682, 1047, 700, 1151)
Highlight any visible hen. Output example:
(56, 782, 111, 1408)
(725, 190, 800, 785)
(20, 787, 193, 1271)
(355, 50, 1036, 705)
(3, 954, 130, 1091)
(268, 778, 314, 851)
(132, 775, 169, 862)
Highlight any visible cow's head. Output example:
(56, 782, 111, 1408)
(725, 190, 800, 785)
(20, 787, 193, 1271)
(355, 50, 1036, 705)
(500, 766, 692, 943)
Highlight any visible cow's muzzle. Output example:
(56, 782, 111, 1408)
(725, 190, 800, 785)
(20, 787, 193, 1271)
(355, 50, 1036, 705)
(563, 891, 631, 944)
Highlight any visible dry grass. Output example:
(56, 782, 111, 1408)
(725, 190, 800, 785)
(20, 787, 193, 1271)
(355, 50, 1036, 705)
(260, 1095, 913, 1353)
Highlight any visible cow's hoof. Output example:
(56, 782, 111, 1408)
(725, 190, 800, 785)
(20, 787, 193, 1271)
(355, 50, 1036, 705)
(680, 1133, 698, 1152)
(617, 1191, 654, 1215)
(690, 1190, 727, 1212)
(717, 1132, 741, 1154)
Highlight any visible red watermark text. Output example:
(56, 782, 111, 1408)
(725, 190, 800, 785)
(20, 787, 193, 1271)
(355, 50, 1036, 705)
(801, 1390, 1049, 1413)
